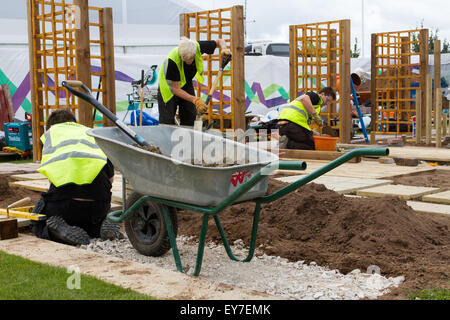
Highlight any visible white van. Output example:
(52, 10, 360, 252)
(245, 41, 289, 57)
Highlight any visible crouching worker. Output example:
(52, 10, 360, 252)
(30, 109, 124, 246)
(277, 87, 336, 150)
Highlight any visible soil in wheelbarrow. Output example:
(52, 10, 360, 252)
(177, 179, 450, 300)
(132, 143, 248, 167)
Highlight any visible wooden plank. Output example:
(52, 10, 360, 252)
(419, 29, 429, 137)
(415, 89, 422, 143)
(425, 73, 432, 145)
(371, 33, 377, 139)
(279, 149, 361, 163)
(27, 0, 45, 162)
(231, 5, 245, 132)
(75, 0, 93, 128)
(289, 25, 296, 101)
(102, 7, 116, 127)
(340, 19, 351, 143)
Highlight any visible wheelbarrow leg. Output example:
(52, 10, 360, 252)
(193, 214, 210, 276)
(213, 202, 261, 263)
(160, 205, 184, 273)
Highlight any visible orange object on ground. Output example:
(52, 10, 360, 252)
(313, 135, 339, 151)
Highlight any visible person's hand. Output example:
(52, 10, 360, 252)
(312, 113, 323, 127)
(221, 47, 231, 56)
(194, 97, 208, 114)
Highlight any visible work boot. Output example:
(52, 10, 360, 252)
(279, 135, 288, 149)
(46, 215, 90, 246)
(100, 218, 125, 241)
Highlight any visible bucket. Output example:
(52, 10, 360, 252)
(313, 135, 338, 151)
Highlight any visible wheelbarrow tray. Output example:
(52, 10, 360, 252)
(87, 125, 279, 207)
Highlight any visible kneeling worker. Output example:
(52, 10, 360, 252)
(31, 109, 123, 246)
(278, 87, 336, 150)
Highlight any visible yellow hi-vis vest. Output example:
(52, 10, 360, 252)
(37, 122, 107, 187)
(158, 41, 205, 103)
(278, 96, 323, 131)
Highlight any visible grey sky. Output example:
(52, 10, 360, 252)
(189, 0, 450, 57)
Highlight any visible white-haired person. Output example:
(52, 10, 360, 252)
(158, 37, 230, 126)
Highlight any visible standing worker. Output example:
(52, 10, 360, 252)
(30, 109, 123, 246)
(277, 87, 336, 150)
(157, 36, 231, 126)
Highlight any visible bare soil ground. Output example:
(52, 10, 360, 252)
(1, 171, 449, 300)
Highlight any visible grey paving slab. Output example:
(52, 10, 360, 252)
(422, 190, 450, 205)
(276, 175, 393, 194)
(356, 185, 441, 200)
(407, 201, 450, 216)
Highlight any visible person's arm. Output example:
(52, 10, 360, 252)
(172, 80, 196, 103)
(215, 39, 227, 50)
(299, 95, 318, 115)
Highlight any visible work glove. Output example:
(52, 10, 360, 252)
(311, 113, 324, 127)
(220, 47, 231, 56)
(194, 97, 208, 114)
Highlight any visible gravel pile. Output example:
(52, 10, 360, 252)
(80, 237, 404, 300)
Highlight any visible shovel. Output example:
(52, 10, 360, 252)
(194, 52, 232, 131)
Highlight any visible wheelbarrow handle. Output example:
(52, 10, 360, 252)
(62, 81, 151, 147)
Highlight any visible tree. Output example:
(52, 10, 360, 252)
(351, 37, 361, 58)
(412, 20, 449, 54)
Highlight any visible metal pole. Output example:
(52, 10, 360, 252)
(362, 0, 365, 57)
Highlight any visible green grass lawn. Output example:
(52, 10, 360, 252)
(406, 287, 450, 300)
(0, 251, 155, 300)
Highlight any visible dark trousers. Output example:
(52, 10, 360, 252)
(279, 121, 315, 150)
(157, 85, 197, 126)
(31, 197, 110, 241)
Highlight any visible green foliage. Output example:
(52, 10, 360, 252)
(351, 37, 361, 58)
(412, 20, 449, 53)
(0, 251, 155, 300)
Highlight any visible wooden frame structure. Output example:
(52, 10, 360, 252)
(181, 6, 245, 132)
(289, 20, 351, 143)
(26, 0, 116, 161)
(370, 29, 429, 139)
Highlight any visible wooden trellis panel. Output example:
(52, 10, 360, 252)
(290, 20, 351, 143)
(181, 6, 245, 132)
(371, 29, 429, 137)
(27, 0, 116, 161)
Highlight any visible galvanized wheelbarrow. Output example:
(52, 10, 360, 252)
(88, 126, 389, 276)
(62, 80, 389, 276)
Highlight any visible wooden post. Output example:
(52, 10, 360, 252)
(425, 73, 432, 145)
(400, 37, 409, 122)
(415, 89, 422, 143)
(231, 5, 245, 132)
(443, 114, 448, 137)
(289, 25, 296, 101)
(340, 19, 351, 143)
(27, 0, 45, 162)
(75, 0, 92, 127)
(370, 33, 377, 144)
(434, 40, 441, 147)
(330, 29, 337, 116)
(102, 7, 116, 127)
(419, 29, 429, 137)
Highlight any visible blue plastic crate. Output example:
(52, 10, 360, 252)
(4, 122, 33, 151)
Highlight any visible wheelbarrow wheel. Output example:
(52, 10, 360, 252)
(124, 191, 178, 257)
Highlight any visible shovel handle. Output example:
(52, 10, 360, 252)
(64, 80, 83, 88)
